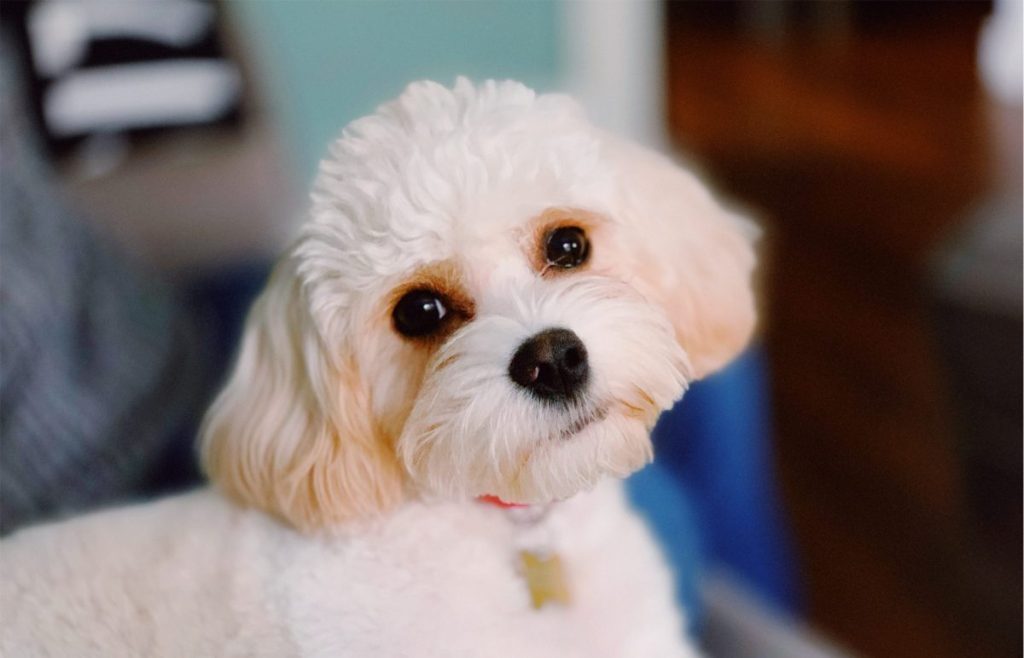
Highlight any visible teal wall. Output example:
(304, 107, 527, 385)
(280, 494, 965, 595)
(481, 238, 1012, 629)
(233, 1, 562, 183)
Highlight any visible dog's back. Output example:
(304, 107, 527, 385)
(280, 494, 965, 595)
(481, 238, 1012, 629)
(1, 491, 297, 657)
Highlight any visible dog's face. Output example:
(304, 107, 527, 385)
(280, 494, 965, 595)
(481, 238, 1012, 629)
(201, 80, 757, 531)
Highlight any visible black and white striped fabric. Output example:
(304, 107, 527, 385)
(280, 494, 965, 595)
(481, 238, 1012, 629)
(3, 0, 243, 159)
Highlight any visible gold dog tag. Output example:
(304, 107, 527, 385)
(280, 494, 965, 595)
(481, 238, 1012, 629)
(519, 550, 572, 609)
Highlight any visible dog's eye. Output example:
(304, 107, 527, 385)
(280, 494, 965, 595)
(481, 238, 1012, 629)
(545, 226, 589, 269)
(393, 289, 448, 337)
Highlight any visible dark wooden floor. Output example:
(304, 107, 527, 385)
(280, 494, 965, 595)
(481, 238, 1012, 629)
(664, 3, 1020, 657)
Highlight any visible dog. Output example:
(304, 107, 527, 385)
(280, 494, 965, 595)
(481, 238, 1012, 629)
(0, 78, 757, 657)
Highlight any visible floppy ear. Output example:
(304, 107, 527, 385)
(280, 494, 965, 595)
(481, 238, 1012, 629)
(606, 135, 759, 379)
(200, 259, 404, 532)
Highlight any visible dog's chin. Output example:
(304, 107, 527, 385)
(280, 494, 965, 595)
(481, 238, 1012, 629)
(505, 411, 655, 505)
(461, 410, 653, 505)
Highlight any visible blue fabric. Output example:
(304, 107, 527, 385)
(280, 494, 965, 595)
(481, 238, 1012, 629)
(626, 462, 705, 633)
(627, 346, 799, 624)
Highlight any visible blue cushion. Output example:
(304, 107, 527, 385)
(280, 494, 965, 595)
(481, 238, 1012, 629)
(627, 346, 799, 627)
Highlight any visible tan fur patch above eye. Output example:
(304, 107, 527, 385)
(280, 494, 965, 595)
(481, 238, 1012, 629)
(388, 260, 475, 343)
(522, 207, 605, 277)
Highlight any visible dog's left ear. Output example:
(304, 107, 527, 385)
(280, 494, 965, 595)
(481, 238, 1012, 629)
(200, 259, 404, 532)
(605, 135, 759, 379)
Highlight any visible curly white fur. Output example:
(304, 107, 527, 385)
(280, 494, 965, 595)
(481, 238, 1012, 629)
(0, 78, 757, 658)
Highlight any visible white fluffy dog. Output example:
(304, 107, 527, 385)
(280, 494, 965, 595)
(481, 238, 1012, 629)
(1, 79, 757, 657)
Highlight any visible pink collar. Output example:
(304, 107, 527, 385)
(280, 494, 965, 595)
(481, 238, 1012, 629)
(476, 494, 529, 509)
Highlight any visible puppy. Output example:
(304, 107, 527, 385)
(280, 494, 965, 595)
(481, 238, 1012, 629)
(0, 79, 757, 657)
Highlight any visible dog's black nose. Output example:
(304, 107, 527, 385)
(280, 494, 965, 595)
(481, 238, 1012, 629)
(509, 328, 589, 402)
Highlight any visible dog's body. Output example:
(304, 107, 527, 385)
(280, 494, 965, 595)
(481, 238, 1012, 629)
(2, 481, 692, 657)
(1, 79, 757, 656)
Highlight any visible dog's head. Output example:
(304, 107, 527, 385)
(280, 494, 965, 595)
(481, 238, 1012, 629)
(201, 79, 757, 531)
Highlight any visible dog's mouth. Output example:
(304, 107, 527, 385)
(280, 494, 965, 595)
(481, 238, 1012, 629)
(557, 405, 608, 440)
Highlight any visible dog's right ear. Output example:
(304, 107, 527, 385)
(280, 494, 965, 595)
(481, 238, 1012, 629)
(602, 134, 759, 380)
(200, 259, 404, 532)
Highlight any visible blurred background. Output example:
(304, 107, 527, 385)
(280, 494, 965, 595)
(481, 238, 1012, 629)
(0, 2, 1019, 657)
